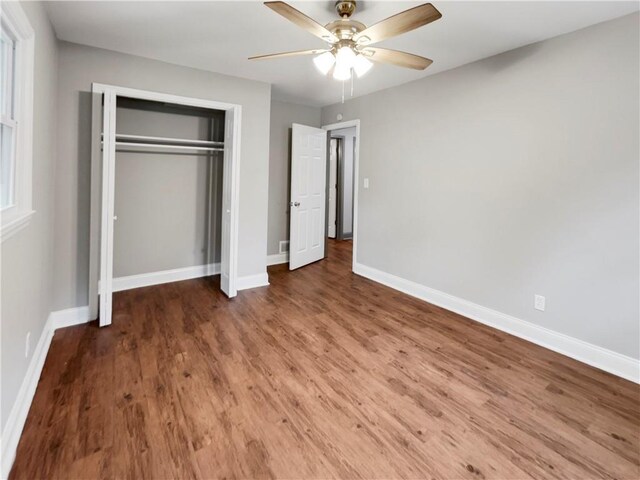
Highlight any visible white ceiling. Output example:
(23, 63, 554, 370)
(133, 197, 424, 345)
(45, 1, 638, 106)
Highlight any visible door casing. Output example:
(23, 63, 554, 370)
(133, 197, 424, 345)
(89, 83, 242, 326)
(322, 120, 360, 271)
(327, 137, 343, 239)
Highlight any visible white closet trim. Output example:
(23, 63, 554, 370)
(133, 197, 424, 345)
(89, 83, 243, 325)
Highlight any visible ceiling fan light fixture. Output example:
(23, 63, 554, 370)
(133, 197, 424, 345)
(353, 54, 372, 77)
(313, 51, 335, 75)
(335, 46, 356, 70)
(332, 62, 352, 81)
(332, 46, 356, 80)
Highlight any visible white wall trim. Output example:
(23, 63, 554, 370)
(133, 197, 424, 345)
(0, 209, 35, 243)
(1, 315, 54, 479)
(267, 253, 288, 266)
(237, 272, 270, 291)
(49, 306, 92, 330)
(354, 262, 640, 384)
(111, 263, 221, 292)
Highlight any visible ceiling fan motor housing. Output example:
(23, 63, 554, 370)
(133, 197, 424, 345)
(329, 2, 367, 43)
(325, 19, 366, 42)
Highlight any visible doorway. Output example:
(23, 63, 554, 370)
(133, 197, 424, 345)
(287, 119, 360, 273)
(323, 120, 360, 270)
(327, 129, 355, 241)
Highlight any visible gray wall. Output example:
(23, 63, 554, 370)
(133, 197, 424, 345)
(1, 1, 58, 431)
(268, 99, 321, 256)
(321, 13, 640, 359)
(55, 41, 271, 310)
(331, 127, 356, 237)
(114, 102, 223, 277)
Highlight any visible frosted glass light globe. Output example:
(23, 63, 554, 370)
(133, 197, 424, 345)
(313, 51, 335, 75)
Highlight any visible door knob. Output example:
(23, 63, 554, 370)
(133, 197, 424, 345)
(290, 201, 300, 207)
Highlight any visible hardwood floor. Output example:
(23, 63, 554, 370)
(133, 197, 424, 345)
(10, 240, 639, 479)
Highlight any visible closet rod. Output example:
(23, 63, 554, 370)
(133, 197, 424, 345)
(115, 133, 224, 146)
(115, 141, 224, 152)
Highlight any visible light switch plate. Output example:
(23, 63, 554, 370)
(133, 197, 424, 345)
(363, 178, 369, 189)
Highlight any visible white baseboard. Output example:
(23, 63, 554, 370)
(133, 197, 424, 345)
(112, 263, 269, 292)
(1, 303, 95, 478)
(112, 263, 220, 292)
(354, 262, 640, 384)
(104, 263, 273, 295)
(49, 305, 92, 329)
(1, 315, 54, 479)
(237, 272, 270, 291)
(267, 253, 288, 266)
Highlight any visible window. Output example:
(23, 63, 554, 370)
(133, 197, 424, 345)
(0, 2, 34, 242)
(1, 25, 17, 209)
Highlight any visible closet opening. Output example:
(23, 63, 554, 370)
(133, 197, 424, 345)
(89, 84, 242, 327)
(113, 97, 225, 293)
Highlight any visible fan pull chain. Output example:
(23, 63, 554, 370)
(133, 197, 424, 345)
(350, 72, 354, 97)
(341, 80, 345, 104)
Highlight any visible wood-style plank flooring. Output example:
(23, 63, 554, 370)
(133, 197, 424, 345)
(10, 240, 640, 479)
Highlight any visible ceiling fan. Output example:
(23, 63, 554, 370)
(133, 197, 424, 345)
(249, 1, 442, 81)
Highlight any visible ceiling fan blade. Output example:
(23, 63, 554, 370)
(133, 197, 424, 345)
(249, 49, 328, 61)
(353, 3, 442, 45)
(264, 1, 339, 43)
(361, 47, 433, 70)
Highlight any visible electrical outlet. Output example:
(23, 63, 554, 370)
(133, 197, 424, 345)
(534, 295, 546, 312)
(25, 331, 31, 358)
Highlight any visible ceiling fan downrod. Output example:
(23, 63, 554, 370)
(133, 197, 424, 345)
(335, 0, 357, 19)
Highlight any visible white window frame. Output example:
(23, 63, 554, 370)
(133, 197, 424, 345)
(0, 1, 34, 242)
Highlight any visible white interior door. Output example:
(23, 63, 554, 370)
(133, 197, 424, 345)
(289, 123, 327, 270)
(99, 90, 116, 327)
(220, 107, 239, 297)
(328, 138, 337, 239)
